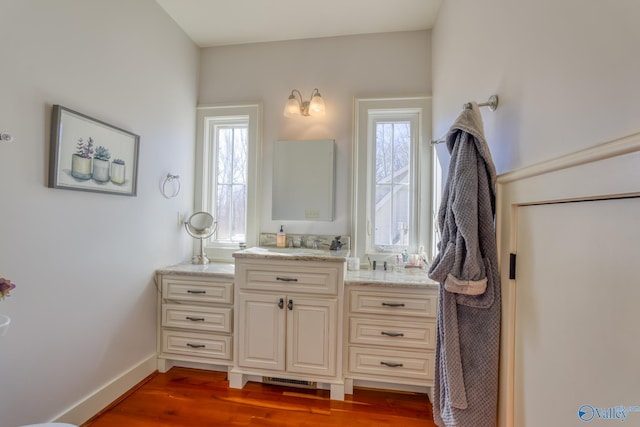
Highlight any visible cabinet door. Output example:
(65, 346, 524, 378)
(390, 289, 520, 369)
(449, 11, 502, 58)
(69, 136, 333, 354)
(286, 297, 337, 377)
(237, 292, 286, 371)
(512, 199, 640, 427)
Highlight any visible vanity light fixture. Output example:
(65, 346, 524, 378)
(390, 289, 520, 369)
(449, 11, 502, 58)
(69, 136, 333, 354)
(283, 88, 326, 117)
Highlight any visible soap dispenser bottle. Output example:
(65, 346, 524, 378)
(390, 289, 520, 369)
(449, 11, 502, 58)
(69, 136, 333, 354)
(276, 225, 286, 248)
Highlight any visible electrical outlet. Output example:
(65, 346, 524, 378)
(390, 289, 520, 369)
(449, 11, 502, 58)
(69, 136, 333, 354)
(305, 209, 320, 218)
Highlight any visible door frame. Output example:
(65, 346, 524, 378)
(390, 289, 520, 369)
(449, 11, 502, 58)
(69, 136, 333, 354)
(496, 132, 640, 427)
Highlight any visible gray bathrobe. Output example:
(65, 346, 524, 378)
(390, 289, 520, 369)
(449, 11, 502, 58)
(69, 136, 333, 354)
(428, 102, 501, 427)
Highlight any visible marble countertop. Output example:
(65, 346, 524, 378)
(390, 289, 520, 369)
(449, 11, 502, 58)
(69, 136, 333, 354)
(345, 269, 439, 289)
(232, 246, 349, 262)
(156, 262, 235, 279)
(156, 256, 440, 289)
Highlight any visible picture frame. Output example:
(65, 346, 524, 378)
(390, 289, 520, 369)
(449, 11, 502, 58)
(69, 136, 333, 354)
(48, 105, 140, 196)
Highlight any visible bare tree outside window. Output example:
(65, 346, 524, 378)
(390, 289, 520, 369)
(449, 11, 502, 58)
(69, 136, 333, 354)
(374, 121, 411, 247)
(213, 125, 248, 243)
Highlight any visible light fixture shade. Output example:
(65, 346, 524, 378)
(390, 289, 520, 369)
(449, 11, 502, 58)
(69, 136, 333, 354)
(284, 89, 326, 118)
(283, 95, 301, 117)
(308, 92, 326, 116)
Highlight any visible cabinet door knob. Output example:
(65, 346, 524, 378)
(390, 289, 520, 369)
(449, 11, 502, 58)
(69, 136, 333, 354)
(288, 299, 293, 310)
(278, 298, 284, 309)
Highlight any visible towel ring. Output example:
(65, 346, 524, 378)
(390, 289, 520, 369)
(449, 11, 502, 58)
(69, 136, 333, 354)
(161, 173, 181, 199)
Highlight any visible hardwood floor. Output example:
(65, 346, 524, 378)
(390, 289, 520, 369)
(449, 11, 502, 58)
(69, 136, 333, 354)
(83, 367, 436, 426)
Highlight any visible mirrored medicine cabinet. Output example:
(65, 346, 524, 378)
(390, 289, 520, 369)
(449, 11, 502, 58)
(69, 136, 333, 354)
(272, 139, 335, 221)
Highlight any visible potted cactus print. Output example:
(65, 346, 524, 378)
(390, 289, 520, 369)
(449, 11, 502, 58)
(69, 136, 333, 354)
(49, 105, 139, 196)
(110, 158, 126, 185)
(71, 137, 94, 180)
(92, 145, 111, 183)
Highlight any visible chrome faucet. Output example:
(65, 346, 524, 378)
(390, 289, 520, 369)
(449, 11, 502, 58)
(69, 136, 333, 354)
(329, 236, 342, 251)
(312, 239, 320, 249)
(300, 236, 306, 248)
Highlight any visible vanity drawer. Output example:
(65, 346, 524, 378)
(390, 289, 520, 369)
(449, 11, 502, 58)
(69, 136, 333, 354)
(162, 304, 232, 333)
(238, 262, 339, 294)
(350, 290, 436, 318)
(162, 330, 232, 361)
(348, 346, 433, 382)
(349, 317, 435, 350)
(162, 277, 233, 304)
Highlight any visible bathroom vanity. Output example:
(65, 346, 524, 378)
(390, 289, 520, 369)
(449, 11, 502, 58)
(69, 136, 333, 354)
(343, 270, 439, 395)
(229, 247, 348, 400)
(156, 263, 235, 373)
(156, 248, 438, 401)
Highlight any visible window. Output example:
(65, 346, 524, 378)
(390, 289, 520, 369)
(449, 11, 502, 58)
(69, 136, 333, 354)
(353, 97, 432, 259)
(210, 121, 247, 244)
(372, 118, 413, 250)
(195, 104, 261, 261)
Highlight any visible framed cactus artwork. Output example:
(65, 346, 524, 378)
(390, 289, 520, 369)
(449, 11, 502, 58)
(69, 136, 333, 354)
(48, 105, 139, 196)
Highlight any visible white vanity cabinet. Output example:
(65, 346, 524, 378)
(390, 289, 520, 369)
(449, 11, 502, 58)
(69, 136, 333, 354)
(344, 283, 438, 395)
(156, 272, 234, 372)
(237, 293, 337, 376)
(230, 255, 346, 400)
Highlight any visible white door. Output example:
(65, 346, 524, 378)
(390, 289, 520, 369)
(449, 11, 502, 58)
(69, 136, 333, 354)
(286, 296, 337, 377)
(237, 292, 286, 371)
(514, 197, 640, 426)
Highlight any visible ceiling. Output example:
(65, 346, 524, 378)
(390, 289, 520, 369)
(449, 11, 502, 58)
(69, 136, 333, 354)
(156, 0, 442, 48)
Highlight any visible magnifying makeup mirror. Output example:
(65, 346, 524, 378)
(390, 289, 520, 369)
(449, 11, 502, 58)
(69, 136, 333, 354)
(184, 212, 217, 264)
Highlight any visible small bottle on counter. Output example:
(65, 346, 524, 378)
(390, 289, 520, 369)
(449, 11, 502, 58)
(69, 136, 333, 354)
(276, 225, 286, 248)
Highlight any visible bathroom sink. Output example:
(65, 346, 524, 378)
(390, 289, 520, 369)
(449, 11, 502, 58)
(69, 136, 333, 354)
(260, 247, 327, 255)
(236, 246, 349, 260)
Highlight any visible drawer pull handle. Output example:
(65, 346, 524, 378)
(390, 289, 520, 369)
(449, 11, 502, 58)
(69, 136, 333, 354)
(381, 302, 405, 307)
(380, 361, 404, 368)
(381, 331, 405, 337)
(187, 290, 206, 294)
(186, 316, 205, 322)
(276, 276, 298, 282)
(187, 343, 206, 349)
(278, 298, 284, 309)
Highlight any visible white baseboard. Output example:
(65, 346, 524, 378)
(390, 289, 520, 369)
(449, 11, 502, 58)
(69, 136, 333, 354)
(53, 354, 158, 425)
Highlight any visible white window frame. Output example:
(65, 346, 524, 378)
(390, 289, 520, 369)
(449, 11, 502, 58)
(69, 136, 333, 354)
(195, 104, 262, 262)
(352, 97, 433, 261)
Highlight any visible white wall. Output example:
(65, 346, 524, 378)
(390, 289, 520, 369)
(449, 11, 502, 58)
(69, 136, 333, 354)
(0, 1, 198, 425)
(432, 0, 640, 174)
(198, 31, 432, 237)
(433, 1, 640, 425)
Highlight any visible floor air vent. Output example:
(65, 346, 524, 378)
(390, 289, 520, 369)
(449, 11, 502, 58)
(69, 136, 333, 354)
(262, 376, 317, 389)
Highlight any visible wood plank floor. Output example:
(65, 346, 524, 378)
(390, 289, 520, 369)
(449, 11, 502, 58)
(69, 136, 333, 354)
(83, 367, 436, 426)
